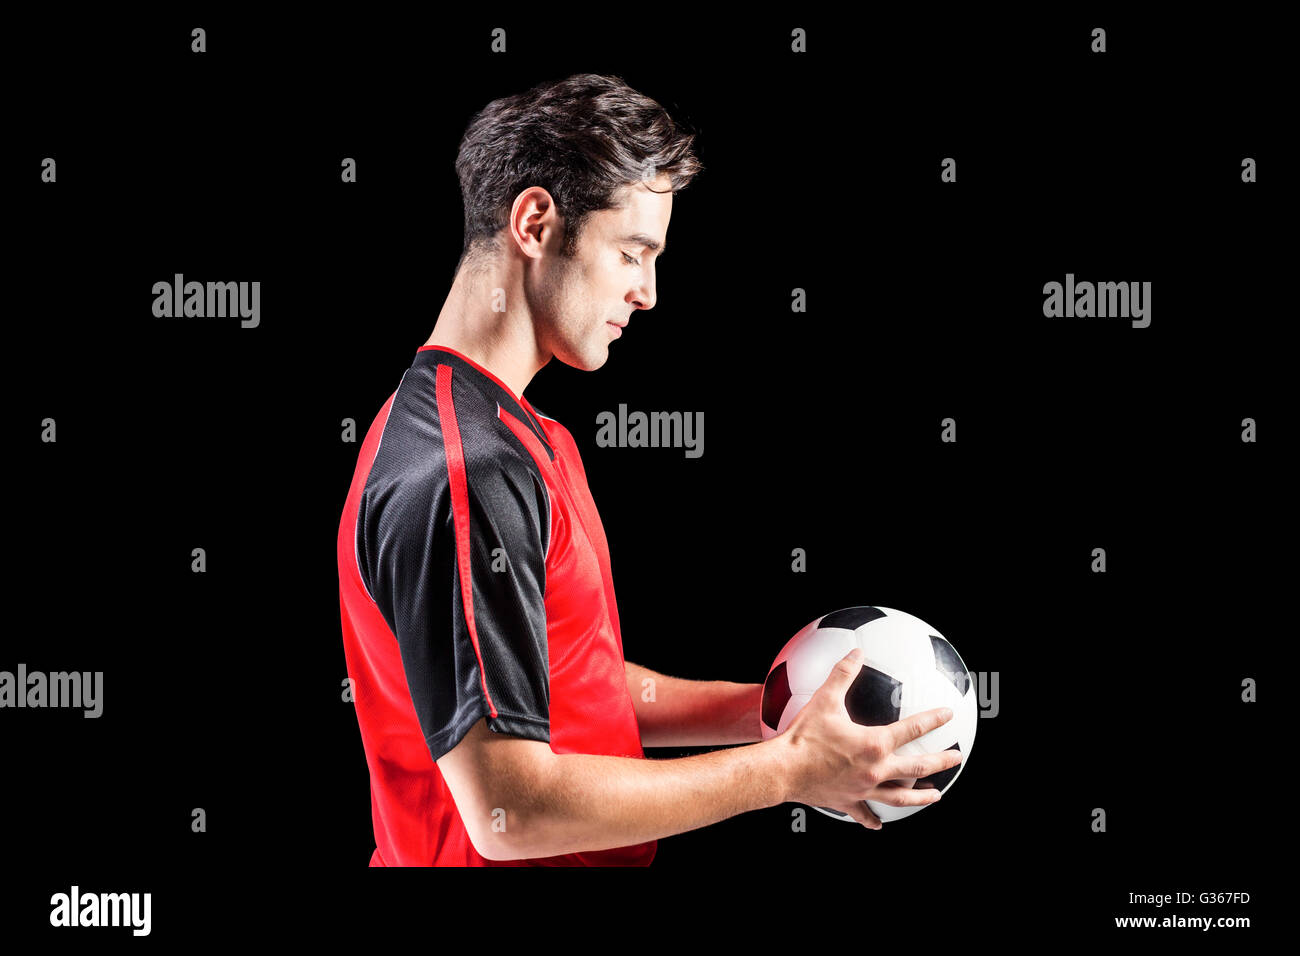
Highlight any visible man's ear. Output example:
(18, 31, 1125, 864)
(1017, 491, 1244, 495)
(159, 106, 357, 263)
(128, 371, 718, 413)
(509, 186, 560, 260)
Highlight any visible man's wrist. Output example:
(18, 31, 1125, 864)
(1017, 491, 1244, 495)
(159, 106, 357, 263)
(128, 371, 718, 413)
(725, 681, 765, 745)
(755, 733, 797, 808)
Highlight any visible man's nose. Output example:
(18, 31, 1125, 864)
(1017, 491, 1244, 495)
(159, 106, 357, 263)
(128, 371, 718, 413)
(630, 281, 656, 311)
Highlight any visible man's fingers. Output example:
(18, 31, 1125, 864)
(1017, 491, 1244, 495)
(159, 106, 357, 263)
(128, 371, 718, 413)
(880, 747, 964, 783)
(835, 801, 882, 830)
(865, 783, 945, 807)
(887, 705, 955, 750)
(823, 648, 865, 701)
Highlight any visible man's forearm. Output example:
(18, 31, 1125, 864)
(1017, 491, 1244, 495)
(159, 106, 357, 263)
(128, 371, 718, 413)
(511, 738, 789, 860)
(626, 661, 764, 748)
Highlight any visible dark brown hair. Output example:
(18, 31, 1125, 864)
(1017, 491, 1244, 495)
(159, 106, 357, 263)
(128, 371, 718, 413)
(454, 73, 702, 269)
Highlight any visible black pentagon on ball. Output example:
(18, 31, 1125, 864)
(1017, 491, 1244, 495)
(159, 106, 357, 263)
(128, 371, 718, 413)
(844, 665, 902, 727)
(761, 660, 792, 732)
(911, 742, 962, 791)
(929, 635, 970, 696)
(819, 606, 888, 630)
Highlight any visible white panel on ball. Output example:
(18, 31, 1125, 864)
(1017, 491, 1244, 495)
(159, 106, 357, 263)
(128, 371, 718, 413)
(854, 613, 923, 678)
(783, 626, 856, 694)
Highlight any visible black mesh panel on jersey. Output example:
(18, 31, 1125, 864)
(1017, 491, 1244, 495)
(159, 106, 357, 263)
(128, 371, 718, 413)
(356, 355, 553, 762)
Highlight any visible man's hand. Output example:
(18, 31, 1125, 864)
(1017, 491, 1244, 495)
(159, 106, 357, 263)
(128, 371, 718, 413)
(775, 648, 964, 829)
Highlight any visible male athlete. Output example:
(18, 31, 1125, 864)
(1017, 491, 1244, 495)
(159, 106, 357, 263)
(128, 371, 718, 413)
(336, 73, 962, 865)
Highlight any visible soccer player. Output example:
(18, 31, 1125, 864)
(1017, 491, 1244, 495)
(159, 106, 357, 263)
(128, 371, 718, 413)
(337, 73, 962, 865)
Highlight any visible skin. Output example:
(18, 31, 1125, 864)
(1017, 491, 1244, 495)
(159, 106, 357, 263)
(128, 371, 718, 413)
(425, 179, 962, 857)
(423, 173, 672, 398)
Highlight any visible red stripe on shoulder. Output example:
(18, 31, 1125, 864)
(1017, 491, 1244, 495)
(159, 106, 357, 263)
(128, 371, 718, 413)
(434, 364, 499, 720)
(498, 404, 558, 481)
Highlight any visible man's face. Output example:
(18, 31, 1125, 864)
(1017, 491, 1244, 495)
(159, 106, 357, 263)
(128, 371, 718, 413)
(527, 174, 673, 371)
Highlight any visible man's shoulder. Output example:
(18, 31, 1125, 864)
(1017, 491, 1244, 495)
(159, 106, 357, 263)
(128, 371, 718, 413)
(371, 377, 542, 496)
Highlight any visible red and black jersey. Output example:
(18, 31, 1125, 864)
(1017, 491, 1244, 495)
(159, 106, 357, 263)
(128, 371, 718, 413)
(337, 344, 655, 866)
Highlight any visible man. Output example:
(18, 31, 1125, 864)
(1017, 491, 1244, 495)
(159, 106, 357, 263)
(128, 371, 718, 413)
(337, 73, 961, 865)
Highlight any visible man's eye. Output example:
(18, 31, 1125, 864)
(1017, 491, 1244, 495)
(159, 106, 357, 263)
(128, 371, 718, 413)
(622, 252, 641, 266)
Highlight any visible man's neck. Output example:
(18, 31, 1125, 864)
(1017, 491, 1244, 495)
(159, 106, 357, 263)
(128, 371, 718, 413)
(425, 273, 549, 400)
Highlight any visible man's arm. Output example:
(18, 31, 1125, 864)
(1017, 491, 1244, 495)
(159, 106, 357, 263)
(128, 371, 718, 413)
(439, 716, 792, 860)
(441, 650, 959, 860)
(625, 660, 764, 748)
(442, 665, 771, 860)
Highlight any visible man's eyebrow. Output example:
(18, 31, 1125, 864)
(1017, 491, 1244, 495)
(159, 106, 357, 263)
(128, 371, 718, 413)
(617, 233, 667, 256)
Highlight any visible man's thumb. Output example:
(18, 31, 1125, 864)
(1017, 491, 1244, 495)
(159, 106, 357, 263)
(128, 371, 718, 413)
(827, 647, 864, 687)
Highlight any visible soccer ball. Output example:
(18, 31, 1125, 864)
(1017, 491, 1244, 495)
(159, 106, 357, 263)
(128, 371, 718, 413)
(760, 606, 977, 823)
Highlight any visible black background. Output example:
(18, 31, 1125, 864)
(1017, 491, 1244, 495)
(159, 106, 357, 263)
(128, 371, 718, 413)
(6, 8, 1283, 943)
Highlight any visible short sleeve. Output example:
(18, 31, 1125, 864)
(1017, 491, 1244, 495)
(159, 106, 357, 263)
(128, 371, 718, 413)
(358, 443, 552, 763)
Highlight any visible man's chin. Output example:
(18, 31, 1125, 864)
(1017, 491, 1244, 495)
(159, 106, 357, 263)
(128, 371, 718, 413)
(555, 346, 610, 372)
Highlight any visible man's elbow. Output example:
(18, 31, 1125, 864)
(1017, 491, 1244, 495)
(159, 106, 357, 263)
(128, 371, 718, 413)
(437, 717, 558, 861)
(465, 810, 545, 861)
(458, 775, 555, 861)
(467, 828, 521, 861)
